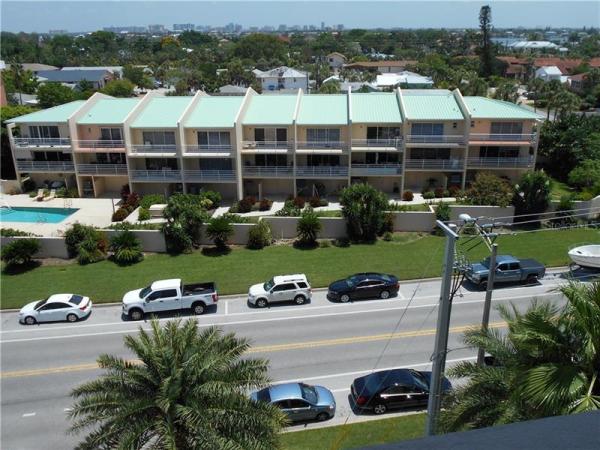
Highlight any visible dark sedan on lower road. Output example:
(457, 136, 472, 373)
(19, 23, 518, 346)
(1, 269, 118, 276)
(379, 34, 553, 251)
(350, 368, 452, 415)
(327, 273, 399, 303)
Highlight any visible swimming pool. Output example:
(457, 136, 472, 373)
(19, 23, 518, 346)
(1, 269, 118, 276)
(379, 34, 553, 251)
(0, 207, 78, 224)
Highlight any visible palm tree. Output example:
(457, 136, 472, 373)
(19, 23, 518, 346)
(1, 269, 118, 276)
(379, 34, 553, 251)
(68, 320, 287, 449)
(440, 280, 600, 432)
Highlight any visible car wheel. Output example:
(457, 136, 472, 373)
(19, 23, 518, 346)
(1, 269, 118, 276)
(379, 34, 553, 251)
(480, 280, 488, 290)
(380, 290, 390, 299)
(373, 403, 387, 415)
(129, 309, 143, 321)
(192, 302, 205, 315)
(256, 298, 268, 308)
(340, 294, 351, 303)
(316, 412, 330, 421)
(525, 275, 537, 285)
(24, 316, 36, 325)
(66, 313, 78, 323)
(294, 295, 306, 305)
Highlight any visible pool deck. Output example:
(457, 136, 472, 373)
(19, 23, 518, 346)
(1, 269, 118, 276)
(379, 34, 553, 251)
(1, 195, 120, 237)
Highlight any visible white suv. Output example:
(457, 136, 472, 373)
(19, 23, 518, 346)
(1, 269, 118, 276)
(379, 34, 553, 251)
(248, 274, 312, 308)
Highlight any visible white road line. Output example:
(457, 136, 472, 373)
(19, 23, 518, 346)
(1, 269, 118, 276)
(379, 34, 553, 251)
(22, 412, 36, 417)
(0, 292, 562, 344)
(397, 290, 406, 300)
(224, 301, 229, 315)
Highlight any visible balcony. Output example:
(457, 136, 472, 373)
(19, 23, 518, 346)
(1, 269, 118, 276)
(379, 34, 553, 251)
(404, 159, 465, 171)
(130, 144, 178, 156)
(351, 139, 403, 151)
(466, 157, 533, 169)
(184, 170, 236, 182)
(351, 164, 403, 176)
(296, 141, 347, 153)
(296, 166, 349, 177)
(16, 160, 75, 172)
(406, 135, 465, 145)
(130, 169, 182, 182)
(243, 166, 293, 177)
(241, 141, 291, 153)
(75, 140, 126, 152)
(469, 133, 537, 145)
(77, 164, 128, 175)
(14, 137, 72, 149)
(184, 144, 233, 157)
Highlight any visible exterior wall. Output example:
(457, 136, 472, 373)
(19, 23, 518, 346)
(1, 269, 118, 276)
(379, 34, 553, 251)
(449, 205, 515, 224)
(0, 179, 21, 194)
(242, 125, 294, 141)
(199, 223, 252, 245)
(243, 178, 294, 197)
(350, 123, 402, 140)
(296, 126, 350, 144)
(392, 211, 436, 231)
(260, 76, 308, 91)
(467, 146, 530, 158)
(470, 119, 536, 135)
(130, 128, 178, 146)
(404, 172, 451, 190)
(184, 128, 234, 145)
(0, 236, 69, 259)
(350, 177, 401, 194)
(28, 173, 77, 188)
(407, 120, 465, 137)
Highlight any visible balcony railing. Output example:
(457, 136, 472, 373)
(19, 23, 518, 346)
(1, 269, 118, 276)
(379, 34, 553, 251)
(469, 133, 537, 143)
(16, 160, 75, 172)
(14, 137, 71, 148)
(296, 166, 349, 177)
(351, 164, 403, 176)
(184, 144, 233, 154)
(130, 144, 177, 154)
(184, 170, 236, 182)
(77, 164, 128, 175)
(242, 140, 291, 151)
(130, 169, 182, 181)
(75, 140, 126, 151)
(466, 157, 533, 168)
(296, 141, 346, 150)
(406, 135, 465, 145)
(351, 139, 403, 149)
(243, 166, 293, 177)
(404, 159, 465, 170)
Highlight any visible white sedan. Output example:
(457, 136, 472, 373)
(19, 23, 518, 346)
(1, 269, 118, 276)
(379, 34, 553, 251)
(19, 294, 92, 325)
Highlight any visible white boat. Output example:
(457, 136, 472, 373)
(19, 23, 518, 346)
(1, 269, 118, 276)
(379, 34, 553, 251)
(568, 245, 600, 269)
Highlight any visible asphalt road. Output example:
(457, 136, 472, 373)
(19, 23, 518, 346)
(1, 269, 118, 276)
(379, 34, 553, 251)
(0, 268, 590, 450)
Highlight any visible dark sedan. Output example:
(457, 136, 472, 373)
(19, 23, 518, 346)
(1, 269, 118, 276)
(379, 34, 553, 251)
(350, 368, 452, 415)
(327, 273, 399, 303)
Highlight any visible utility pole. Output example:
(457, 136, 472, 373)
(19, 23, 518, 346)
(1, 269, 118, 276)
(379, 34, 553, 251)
(477, 243, 498, 366)
(426, 220, 459, 436)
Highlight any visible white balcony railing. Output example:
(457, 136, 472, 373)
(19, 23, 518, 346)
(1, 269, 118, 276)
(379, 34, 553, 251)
(242, 140, 291, 151)
(406, 135, 465, 145)
(243, 166, 293, 177)
(466, 157, 533, 168)
(469, 133, 537, 143)
(14, 137, 72, 148)
(296, 166, 349, 177)
(184, 170, 236, 182)
(184, 144, 233, 154)
(296, 141, 346, 150)
(351, 138, 403, 149)
(75, 140, 126, 151)
(404, 159, 465, 170)
(77, 164, 128, 175)
(130, 169, 182, 181)
(16, 160, 75, 172)
(130, 144, 177, 154)
(351, 164, 403, 176)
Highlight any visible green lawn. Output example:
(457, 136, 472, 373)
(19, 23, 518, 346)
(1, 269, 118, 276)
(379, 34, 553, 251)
(1, 228, 598, 309)
(280, 413, 426, 450)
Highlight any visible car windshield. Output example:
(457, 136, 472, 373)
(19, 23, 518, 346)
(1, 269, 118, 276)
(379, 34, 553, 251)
(410, 370, 429, 391)
(346, 275, 362, 288)
(263, 278, 275, 291)
(69, 294, 84, 305)
(481, 258, 491, 268)
(139, 286, 152, 299)
(34, 298, 49, 310)
(255, 388, 271, 403)
(300, 384, 318, 404)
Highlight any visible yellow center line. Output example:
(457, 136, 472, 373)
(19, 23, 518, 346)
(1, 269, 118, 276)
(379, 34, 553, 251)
(0, 321, 505, 379)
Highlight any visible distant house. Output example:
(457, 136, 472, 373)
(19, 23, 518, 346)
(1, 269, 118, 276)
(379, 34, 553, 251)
(535, 66, 563, 82)
(376, 72, 434, 89)
(217, 84, 249, 96)
(568, 72, 590, 94)
(36, 69, 115, 89)
(509, 41, 560, 52)
(4, 63, 59, 74)
(343, 60, 417, 74)
(253, 66, 309, 92)
(327, 52, 347, 69)
(61, 66, 123, 78)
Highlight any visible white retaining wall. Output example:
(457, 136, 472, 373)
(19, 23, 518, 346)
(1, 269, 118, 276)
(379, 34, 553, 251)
(103, 230, 167, 253)
(449, 205, 515, 224)
(0, 236, 69, 259)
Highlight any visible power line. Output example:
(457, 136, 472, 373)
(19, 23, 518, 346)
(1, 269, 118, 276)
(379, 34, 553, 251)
(489, 209, 600, 228)
(445, 205, 600, 225)
(496, 222, 600, 236)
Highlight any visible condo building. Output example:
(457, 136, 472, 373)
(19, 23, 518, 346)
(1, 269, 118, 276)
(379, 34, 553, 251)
(6, 89, 540, 200)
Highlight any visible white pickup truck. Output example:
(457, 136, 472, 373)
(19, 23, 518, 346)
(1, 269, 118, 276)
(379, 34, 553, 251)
(122, 278, 218, 321)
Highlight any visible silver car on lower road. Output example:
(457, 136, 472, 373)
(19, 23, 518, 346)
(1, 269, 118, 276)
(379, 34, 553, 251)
(18, 294, 92, 325)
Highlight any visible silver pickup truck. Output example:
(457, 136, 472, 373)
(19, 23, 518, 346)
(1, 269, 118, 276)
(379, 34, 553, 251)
(122, 278, 218, 320)
(465, 255, 546, 289)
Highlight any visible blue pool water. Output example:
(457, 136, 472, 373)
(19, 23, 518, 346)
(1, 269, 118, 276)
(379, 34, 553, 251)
(0, 207, 78, 223)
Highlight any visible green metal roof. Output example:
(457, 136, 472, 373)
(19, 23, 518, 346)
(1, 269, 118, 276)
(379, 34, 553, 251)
(463, 96, 541, 120)
(185, 96, 243, 128)
(296, 94, 348, 125)
(6, 101, 85, 124)
(351, 93, 402, 123)
(243, 95, 298, 125)
(130, 96, 193, 128)
(401, 90, 464, 121)
(77, 98, 140, 124)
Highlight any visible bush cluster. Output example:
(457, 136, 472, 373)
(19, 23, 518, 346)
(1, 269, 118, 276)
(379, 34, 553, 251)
(65, 223, 107, 264)
(206, 216, 234, 249)
(247, 221, 272, 250)
(109, 229, 143, 265)
(1, 238, 40, 268)
(465, 173, 513, 207)
(296, 207, 322, 246)
(340, 183, 388, 242)
(0, 228, 36, 237)
(402, 190, 414, 201)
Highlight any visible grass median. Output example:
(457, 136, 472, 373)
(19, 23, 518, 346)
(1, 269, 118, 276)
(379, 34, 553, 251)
(1, 228, 598, 309)
(280, 413, 426, 450)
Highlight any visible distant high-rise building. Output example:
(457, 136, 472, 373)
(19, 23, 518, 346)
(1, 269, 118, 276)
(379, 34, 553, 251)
(148, 24, 166, 34)
(337, 24, 344, 31)
(278, 24, 287, 32)
(321, 21, 325, 30)
(173, 24, 195, 32)
(49, 29, 68, 36)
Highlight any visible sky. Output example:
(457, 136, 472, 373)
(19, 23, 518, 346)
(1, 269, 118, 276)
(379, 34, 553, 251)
(1, 1, 598, 33)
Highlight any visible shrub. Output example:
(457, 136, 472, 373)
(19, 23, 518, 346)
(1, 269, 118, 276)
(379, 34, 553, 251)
(568, 159, 600, 189)
(1, 228, 35, 237)
(221, 213, 250, 223)
(259, 198, 272, 211)
(466, 172, 513, 207)
(110, 230, 143, 265)
(423, 191, 435, 200)
(553, 194, 576, 225)
(139, 194, 166, 209)
(382, 231, 393, 241)
(124, 192, 140, 212)
(296, 207, 322, 246)
(380, 212, 394, 235)
(309, 196, 322, 208)
(162, 194, 209, 251)
(1, 238, 40, 267)
(293, 196, 306, 208)
(318, 239, 332, 248)
(448, 186, 461, 197)
(247, 221, 272, 249)
(77, 236, 106, 265)
(206, 216, 234, 249)
(434, 187, 445, 198)
(22, 178, 36, 193)
(199, 190, 222, 208)
(237, 196, 256, 213)
(513, 170, 552, 221)
(275, 200, 302, 217)
(112, 208, 130, 222)
(56, 187, 79, 198)
(120, 184, 130, 201)
(65, 223, 104, 258)
(402, 190, 414, 201)
(137, 208, 151, 221)
(435, 201, 451, 222)
(162, 222, 193, 254)
(333, 237, 350, 247)
(340, 183, 388, 242)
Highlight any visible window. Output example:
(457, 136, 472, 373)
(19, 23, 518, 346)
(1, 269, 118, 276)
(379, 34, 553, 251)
(254, 128, 287, 142)
(306, 155, 340, 166)
(272, 283, 296, 292)
(288, 399, 309, 409)
(366, 127, 401, 140)
(274, 400, 290, 409)
(100, 128, 122, 141)
(479, 146, 519, 158)
(40, 303, 69, 311)
(142, 131, 176, 146)
(199, 159, 232, 170)
(365, 152, 399, 164)
(198, 131, 231, 147)
(296, 282, 308, 289)
(411, 123, 444, 136)
(306, 128, 340, 142)
(497, 263, 509, 271)
(508, 263, 520, 270)
(148, 289, 177, 300)
(255, 154, 288, 166)
(69, 295, 84, 305)
(32, 151, 72, 162)
(491, 122, 523, 135)
(410, 148, 450, 160)
(29, 125, 60, 139)
(145, 158, 178, 170)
